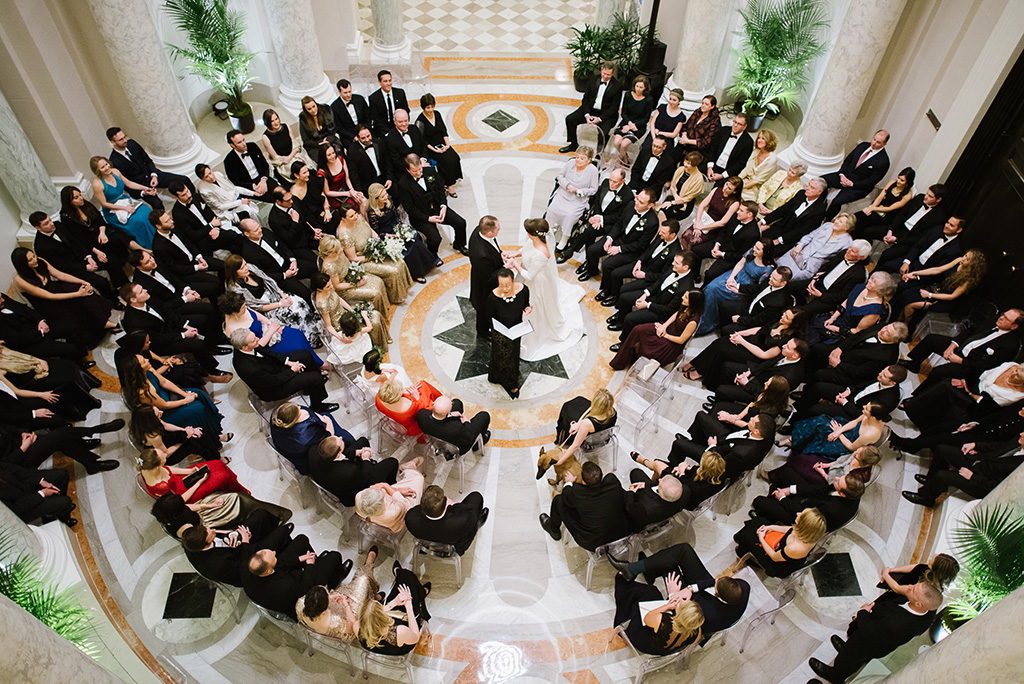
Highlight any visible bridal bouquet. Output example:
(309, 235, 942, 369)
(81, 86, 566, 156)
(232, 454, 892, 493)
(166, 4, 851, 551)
(351, 301, 375, 318)
(394, 222, 415, 243)
(364, 236, 406, 263)
(344, 262, 365, 285)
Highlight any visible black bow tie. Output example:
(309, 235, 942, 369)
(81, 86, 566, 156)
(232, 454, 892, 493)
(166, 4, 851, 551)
(239, 151, 249, 158)
(730, 135, 737, 139)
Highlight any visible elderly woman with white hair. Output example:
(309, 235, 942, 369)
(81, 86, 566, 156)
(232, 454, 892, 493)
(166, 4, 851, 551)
(757, 163, 807, 217)
(546, 145, 600, 251)
(354, 457, 425, 533)
(777, 212, 857, 283)
(805, 270, 896, 346)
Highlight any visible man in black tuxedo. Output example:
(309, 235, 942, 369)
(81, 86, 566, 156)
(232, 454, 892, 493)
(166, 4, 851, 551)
(753, 473, 866, 532)
(580, 187, 658, 280)
(799, 240, 871, 316)
(759, 178, 829, 248)
(169, 181, 243, 255)
(469, 215, 506, 338)
(30, 212, 118, 299)
(902, 432, 1024, 507)
(795, 364, 906, 420)
(405, 484, 488, 556)
(267, 187, 320, 255)
(106, 127, 194, 209)
(229, 329, 336, 412)
(367, 70, 410, 138)
(392, 153, 468, 254)
(0, 462, 77, 528)
(628, 136, 675, 192)
(668, 414, 775, 482)
(610, 542, 750, 637)
(719, 266, 796, 335)
(238, 218, 314, 300)
(308, 434, 398, 507)
(0, 293, 85, 361)
(813, 323, 907, 386)
(242, 526, 351, 621)
(149, 209, 224, 298)
(821, 130, 891, 221)
(556, 168, 631, 262)
(607, 251, 695, 345)
(714, 338, 807, 403)
(809, 581, 942, 683)
(347, 126, 392, 194)
(624, 471, 686, 532)
(539, 461, 630, 551)
(877, 216, 964, 276)
(120, 283, 228, 375)
(330, 78, 371, 144)
(181, 510, 284, 586)
(596, 216, 679, 303)
(224, 130, 278, 202)
(901, 308, 1022, 384)
(693, 201, 761, 282)
(384, 109, 427, 173)
(703, 114, 754, 180)
(560, 62, 623, 153)
(415, 394, 490, 455)
(128, 250, 221, 338)
(859, 184, 946, 245)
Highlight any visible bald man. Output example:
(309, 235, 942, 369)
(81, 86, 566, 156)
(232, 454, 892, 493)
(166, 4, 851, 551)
(415, 394, 490, 455)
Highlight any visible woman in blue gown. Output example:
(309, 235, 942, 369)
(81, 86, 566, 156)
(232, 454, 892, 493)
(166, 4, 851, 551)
(121, 353, 225, 438)
(805, 273, 893, 346)
(89, 156, 156, 249)
(696, 240, 776, 336)
(269, 401, 352, 474)
(219, 291, 324, 367)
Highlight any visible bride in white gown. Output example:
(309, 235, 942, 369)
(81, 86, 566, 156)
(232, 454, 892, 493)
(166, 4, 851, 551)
(510, 218, 585, 361)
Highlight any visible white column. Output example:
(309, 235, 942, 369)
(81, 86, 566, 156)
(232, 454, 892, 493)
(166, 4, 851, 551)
(782, 0, 911, 176)
(83, 0, 215, 176)
(666, 0, 733, 111)
(369, 0, 412, 63)
(0, 89, 60, 223)
(595, 0, 620, 28)
(263, 0, 337, 113)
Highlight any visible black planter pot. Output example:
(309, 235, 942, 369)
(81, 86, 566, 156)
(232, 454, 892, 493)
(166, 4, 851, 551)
(229, 104, 255, 134)
(573, 71, 589, 93)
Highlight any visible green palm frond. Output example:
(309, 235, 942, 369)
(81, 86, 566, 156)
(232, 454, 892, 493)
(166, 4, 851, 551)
(950, 504, 1024, 612)
(566, 13, 651, 79)
(163, 0, 257, 112)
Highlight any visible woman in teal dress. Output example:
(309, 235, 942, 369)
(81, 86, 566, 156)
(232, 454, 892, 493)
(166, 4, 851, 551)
(89, 156, 156, 249)
(785, 402, 889, 462)
(696, 240, 776, 335)
(121, 353, 226, 440)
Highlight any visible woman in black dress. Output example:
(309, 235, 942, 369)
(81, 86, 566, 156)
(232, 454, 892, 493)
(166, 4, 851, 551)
(366, 183, 439, 279)
(550, 389, 618, 469)
(853, 167, 915, 239)
(297, 97, 341, 160)
(130, 405, 220, 465)
(59, 185, 133, 288)
(486, 268, 531, 399)
(359, 562, 431, 655)
(416, 93, 463, 196)
(260, 108, 301, 186)
(290, 160, 341, 234)
(612, 573, 704, 655)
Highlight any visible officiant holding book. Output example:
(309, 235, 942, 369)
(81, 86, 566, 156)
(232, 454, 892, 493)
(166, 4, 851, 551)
(487, 268, 532, 399)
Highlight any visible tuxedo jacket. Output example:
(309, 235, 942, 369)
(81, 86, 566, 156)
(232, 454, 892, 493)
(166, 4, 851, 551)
(309, 440, 397, 507)
(606, 208, 659, 258)
(761, 191, 828, 246)
(346, 141, 392, 194)
(170, 199, 225, 252)
(707, 129, 754, 178)
(577, 75, 623, 123)
(367, 87, 410, 137)
(845, 593, 935, 660)
(414, 402, 481, 454)
(589, 179, 631, 225)
(880, 195, 947, 245)
(233, 348, 300, 401)
(635, 238, 681, 280)
(903, 228, 963, 271)
(383, 126, 427, 174)
(646, 271, 695, 318)
(0, 296, 47, 352)
(33, 227, 92, 276)
(962, 443, 1024, 493)
(330, 93, 370, 142)
(557, 474, 630, 551)
(950, 328, 1021, 375)
(468, 228, 505, 310)
(152, 230, 204, 278)
(392, 169, 447, 228)
(833, 326, 900, 381)
(772, 490, 860, 531)
(239, 231, 297, 283)
(224, 143, 271, 191)
(842, 380, 901, 417)
(729, 285, 796, 329)
(715, 219, 760, 265)
(624, 471, 687, 531)
(807, 253, 869, 312)
(121, 302, 188, 350)
(836, 142, 890, 195)
(132, 269, 189, 308)
(721, 436, 773, 482)
(737, 358, 806, 398)
(186, 543, 252, 587)
(240, 530, 320, 621)
(629, 148, 675, 192)
(405, 494, 485, 555)
(108, 140, 158, 187)
(268, 205, 317, 255)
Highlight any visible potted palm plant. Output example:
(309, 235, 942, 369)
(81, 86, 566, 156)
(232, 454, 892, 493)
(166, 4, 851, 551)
(566, 24, 612, 92)
(566, 13, 650, 92)
(728, 0, 830, 130)
(163, 0, 258, 133)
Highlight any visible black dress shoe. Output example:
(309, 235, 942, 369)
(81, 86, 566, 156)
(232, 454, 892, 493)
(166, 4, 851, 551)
(606, 314, 619, 324)
(85, 459, 120, 474)
(575, 264, 589, 275)
(558, 144, 578, 154)
(607, 322, 624, 331)
(81, 437, 101, 449)
(479, 508, 489, 527)
(481, 430, 491, 445)
(456, 246, 470, 257)
(808, 658, 838, 682)
(577, 273, 592, 282)
(80, 360, 96, 369)
(61, 517, 78, 528)
(902, 490, 934, 507)
(539, 513, 562, 541)
(914, 474, 929, 485)
(831, 635, 846, 651)
(606, 553, 635, 581)
(601, 299, 617, 308)
(91, 419, 126, 434)
(311, 402, 340, 413)
(610, 344, 621, 352)
(594, 291, 610, 302)
(898, 359, 921, 373)
(339, 559, 354, 581)
(555, 252, 571, 264)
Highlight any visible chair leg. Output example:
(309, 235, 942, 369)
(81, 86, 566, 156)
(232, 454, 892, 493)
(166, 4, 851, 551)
(455, 555, 463, 587)
(585, 555, 595, 590)
(361, 651, 370, 679)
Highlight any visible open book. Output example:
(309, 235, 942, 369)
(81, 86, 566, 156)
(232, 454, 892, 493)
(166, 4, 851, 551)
(492, 318, 534, 341)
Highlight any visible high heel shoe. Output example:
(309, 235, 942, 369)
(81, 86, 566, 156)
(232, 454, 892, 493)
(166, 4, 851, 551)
(630, 451, 643, 463)
(393, 560, 402, 576)
(422, 581, 432, 596)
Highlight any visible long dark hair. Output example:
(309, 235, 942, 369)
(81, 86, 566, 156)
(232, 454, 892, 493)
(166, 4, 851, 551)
(59, 186, 103, 227)
(11, 248, 48, 286)
(119, 353, 154, 408)
(752, 375, 791, 415)
(130, 406, 164, 448)
(679, 289, 704, 321)
(776, 307, 808, 339)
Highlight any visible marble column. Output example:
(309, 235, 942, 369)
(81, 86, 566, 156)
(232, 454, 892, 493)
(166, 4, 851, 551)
(369, 0, 412, 63)
(263, 0, 337, 113)
(0, 88, 60, 223)
(783, 0, 911, 176)
(83, 0, 215, 175)
(595, 0, 620, 28)
(666, 0, 733, 111)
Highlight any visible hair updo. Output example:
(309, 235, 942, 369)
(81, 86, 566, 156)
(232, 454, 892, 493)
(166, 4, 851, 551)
(523, 218, 549, 238)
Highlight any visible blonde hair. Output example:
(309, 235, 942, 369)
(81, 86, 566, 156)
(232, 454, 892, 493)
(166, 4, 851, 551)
(135, 448, 161, 471)
(670, 600, 704, 641)
(793, 508, 827, 544)
(358, 601, 394, 649)
(577, 145, 595, 161)
(272, 402, 301, 428)
(590, 388, 615, 421)
(377, 378, 404, 405)
(318, 235, 341, 259)
(833, 212, 857, 233)
(89, 155, 109, 177)
(694, 451, 726, 485)
(758, 129, 778, 153)
(355, 487, 385, 518)
(367, 183, 389, 215)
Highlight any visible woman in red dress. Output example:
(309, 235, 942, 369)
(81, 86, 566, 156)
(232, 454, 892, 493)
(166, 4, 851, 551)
(137, 448, 249, 502)
(317, 144, 364, 211)
(375, 378, 442, 437)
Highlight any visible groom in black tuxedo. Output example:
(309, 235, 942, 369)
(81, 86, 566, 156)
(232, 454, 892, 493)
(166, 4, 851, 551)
(469, 215, 506, 338)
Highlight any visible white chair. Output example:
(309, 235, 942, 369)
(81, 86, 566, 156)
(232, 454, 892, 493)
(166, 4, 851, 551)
(412, 538, 463, 587)
(358, 518, 406, 556)
(581, 425, 619, 473)
(613, 622, 698, 684)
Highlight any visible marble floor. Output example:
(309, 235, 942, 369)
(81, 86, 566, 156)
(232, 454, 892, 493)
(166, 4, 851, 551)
(54, 64, 951, 684)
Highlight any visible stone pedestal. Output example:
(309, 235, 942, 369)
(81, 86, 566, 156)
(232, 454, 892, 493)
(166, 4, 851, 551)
(264, 0, 337, 113)
(666, 0, 732, 111)
(83, 0, 215, 176)
(0, 89, 60, 223)
(782, 0, 910, 176)
(369, 0, 412, 64)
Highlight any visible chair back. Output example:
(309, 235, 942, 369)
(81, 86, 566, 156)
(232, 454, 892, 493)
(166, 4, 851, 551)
(137, 472, 158, 500)
(413, 538, 458, 559)
(582, 425, 617, 451)
(614, 621, 697, 683)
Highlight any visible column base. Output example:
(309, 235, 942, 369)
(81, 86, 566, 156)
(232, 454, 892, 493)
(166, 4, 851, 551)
(278, 73, 338, 116)
(149, 133, 220, 179)
(370, 37, 413, 65)
(778, 133, 846, 177)
(31, 520, 83, 591)
(665, 74, 715, 114)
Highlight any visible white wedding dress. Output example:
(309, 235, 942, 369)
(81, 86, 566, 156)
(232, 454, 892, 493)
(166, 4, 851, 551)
(519, 237, 585, 361)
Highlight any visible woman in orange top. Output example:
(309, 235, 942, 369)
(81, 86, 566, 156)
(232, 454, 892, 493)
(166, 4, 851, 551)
(375, 378, 442, 437)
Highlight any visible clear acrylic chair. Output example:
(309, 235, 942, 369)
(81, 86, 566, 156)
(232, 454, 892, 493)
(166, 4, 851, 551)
(302, 624, 357, 676)
(360, 622, 431, 682)
(575, 535, 637, 591)
(412, 537, 463, 587)
(358, 518, 406, 556)
(613, 622, 698, 684)
(581, 425, 619, 473)
(423, 432, 483, 493)
(253, 603, 314, 655)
